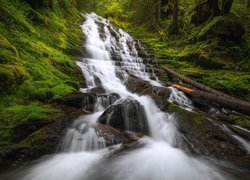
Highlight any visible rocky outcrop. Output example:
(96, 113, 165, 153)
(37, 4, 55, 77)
(98, 98, 149, 135)
(167, 103, 247, 161)
(125, 75, 170, 111)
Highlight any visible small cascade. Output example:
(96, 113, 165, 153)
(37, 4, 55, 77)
(221, 124, 250, 154)
(94, 94, 119, 111)
(168, 86, 194, 111)
(60, 112, 106, 152)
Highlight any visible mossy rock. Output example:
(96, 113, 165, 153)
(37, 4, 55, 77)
(198, 15, 245, 43)
(167, 103, 245, 159)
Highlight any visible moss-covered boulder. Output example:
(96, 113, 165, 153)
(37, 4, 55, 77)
(198, 15, 245, 43)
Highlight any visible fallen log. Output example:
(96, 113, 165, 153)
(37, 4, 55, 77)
(162, 66, 235, 99)
(172, 84, 250, 116)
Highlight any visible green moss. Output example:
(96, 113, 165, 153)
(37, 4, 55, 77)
(0, 0, 84, 148)
(0, 103, 62, 126)
(167, 103, 204, 125)
(51, 84, 76, 100)
(229, 114, 250, 129)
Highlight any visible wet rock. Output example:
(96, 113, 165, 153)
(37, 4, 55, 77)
(167, 103, 246, 160)
(94, 123, 143, 147)
(98, 98, 149, 135)
(0, 110, 84, 171)
(88, 86, 106, 94)
(141, 86, 170, 111)
(125, 76, 151, 94)
(61, 92, 97, 111)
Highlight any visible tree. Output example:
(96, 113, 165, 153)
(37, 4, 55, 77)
(169, 0, 178, 34)
(221, 0, 234, 14)
(247, 0, 250, 10)
(211, 0, 220, 17)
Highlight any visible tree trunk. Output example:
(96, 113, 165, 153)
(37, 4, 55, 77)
(172, 84, 250, 116)
(210, 0, 220, 17)
(156, 0, 161, 22)
(247, 0, 250, 10)
(169, 0, 178, 34)
(162, 66, 250, 115)
(222, 0, 234, 14)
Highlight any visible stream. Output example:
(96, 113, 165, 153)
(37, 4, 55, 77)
(1, 13, 249, 180)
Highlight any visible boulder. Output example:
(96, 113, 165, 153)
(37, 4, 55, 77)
(125, 75, 151, 94)
(98, 98, 149, 135)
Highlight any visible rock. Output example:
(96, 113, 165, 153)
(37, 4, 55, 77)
(167, 103, 246, 160)
(98, 98, 149, 135)
(61, 92, 97, 111)
(141, 86, 170, 111)
(88, 86, 106, 94)
(125, 75, 151, 94)
(125, 75, 170, 111)
(0, 109, 84, 171)
(94, 123, 143, 147)
(198, 15, 245, 43)
(12, 121, 51, 143)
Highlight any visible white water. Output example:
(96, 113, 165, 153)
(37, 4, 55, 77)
(221, 124, 250, 154)
(16, 13, 229, 180)
(168, 86, 194, 111)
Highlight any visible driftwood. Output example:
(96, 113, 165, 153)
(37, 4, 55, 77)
(162, 66, 250, 116)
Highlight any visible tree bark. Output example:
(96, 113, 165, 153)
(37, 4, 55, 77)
(210, 0, 220, 17)
(222, 0, 234, 14)
(156, 0, 161, 22)
(169, 0, 178, 34)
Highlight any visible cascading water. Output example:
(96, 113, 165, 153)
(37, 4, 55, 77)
(3, 13, 237, 180)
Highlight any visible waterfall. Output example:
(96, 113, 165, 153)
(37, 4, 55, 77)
(14, 13, 229, 180)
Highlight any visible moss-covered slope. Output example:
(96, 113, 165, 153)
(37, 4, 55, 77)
(0, 0, 85, 148)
